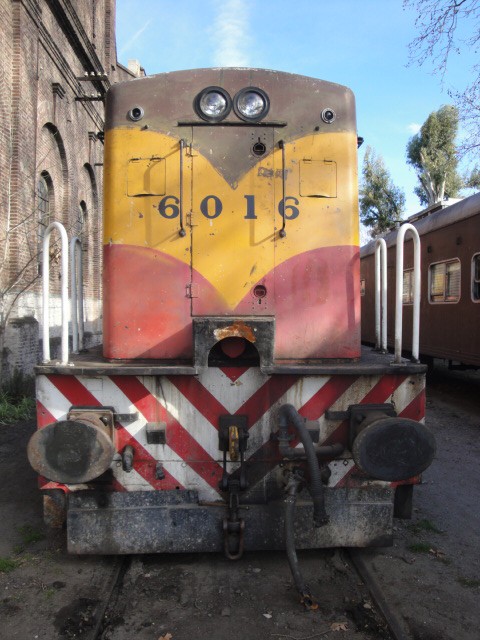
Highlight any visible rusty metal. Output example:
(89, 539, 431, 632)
(43, 491, 67, 528)
(27, 409, 115, 484)
(214, 320, 257, 344)
(228, 425, 240, 461)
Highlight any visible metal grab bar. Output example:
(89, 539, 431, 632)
(178, 139, 186, 237)
(374, 238, 387, 352)
(70, 236, 84, 354)
(394, 223, 421, 364)
(42, 222, 69, 364)
(279, 140, 286, 238)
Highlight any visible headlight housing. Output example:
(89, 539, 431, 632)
(194, 86, 232, 122)
(234, 87, 270, 122)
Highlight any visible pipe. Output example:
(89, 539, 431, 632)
(277, 404, 330, 527)
(284, 472, 318, 609)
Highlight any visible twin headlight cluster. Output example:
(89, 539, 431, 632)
(195, 86, 270, 123)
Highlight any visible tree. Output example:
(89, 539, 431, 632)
(359, 146, 406, 236)
(406, 105, 463, 205)
(404, 0, 480, 154)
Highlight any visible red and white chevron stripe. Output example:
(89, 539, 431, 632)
(36, 368, 425, 500)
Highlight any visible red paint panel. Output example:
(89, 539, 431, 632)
(103, 244, 360, 361)
(270, 246, 360, 359)
(103, 245, 195, 359)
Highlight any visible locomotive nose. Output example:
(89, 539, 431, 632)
(351, 410, 436, 481)
(27, 411, 115, 484)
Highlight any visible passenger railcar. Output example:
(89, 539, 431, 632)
(361, 193, 480, 367)
(28, 69, 434, 603)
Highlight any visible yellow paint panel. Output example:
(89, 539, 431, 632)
(104, 127, 359, 308)
(127, 157, 166, 196)
(300, 160, 336, 197)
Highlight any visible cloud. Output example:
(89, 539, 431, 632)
(212, 0, 252, 67)
(407, 123, 421, 135)
(118, 20, 152, 57)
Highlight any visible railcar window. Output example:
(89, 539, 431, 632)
(403, 269, 414, 304)
(429, 259, 461, 303)
(472, 253, 480, 301)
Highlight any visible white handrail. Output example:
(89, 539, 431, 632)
(70, 236, 84, 354)
(374, 238, 387, 352)
(42, 222, 69, 364)
(394, 223, 421, 364)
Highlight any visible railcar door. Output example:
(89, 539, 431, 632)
(189, 126, 277, 318)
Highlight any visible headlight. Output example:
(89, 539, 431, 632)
(234, 87, 270, 122)
(194, 86, 232, 122)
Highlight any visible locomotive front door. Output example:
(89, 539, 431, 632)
(189, 127, 277, 318)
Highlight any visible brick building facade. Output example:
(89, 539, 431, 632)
(0, 0, 139, 381)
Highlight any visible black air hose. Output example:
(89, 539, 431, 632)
(278, 403, 329, 527)
(285, 472, 317, 609)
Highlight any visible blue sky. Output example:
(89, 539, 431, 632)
(115, 0, 477, 223)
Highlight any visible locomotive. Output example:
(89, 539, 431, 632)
(28, 69, 434, 603)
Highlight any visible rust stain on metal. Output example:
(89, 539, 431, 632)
(214, 321, 256, 343)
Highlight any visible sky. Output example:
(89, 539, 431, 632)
(115, 0, 478, 226)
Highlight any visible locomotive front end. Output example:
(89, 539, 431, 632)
(29, 69, 434, 597)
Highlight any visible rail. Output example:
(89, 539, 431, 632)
(70, 236, 85, 354)
(42, 222, 69, 364)
(394, 223, 421, 364)
(374, 238, 387, 353)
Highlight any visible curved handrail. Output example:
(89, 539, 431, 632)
(374, 238, 387, 353)
(70, 236, 84, 354)
(394, 223, 421, 364)
(42, 222, 69, 364)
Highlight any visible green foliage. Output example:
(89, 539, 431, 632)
(0, 391, 35, 425)
(406, 105, 463, 205)
(408, 542, 432, 553)
(0, 557, 19, 573)
(408, 518, 442, 535)
(457, 577, 480, 589)
(359, 146, 405, 237)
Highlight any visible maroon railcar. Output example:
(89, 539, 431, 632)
(361, 193, 480, 367)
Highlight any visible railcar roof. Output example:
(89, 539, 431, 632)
(360, 191, 480, 257)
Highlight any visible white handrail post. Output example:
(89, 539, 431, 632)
(70, 237, 84, 354)
(374, 238, 387, 352)
(394, 223, 421, 364)
(42, 222, 69, 364)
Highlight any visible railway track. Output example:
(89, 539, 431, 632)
(73, 549, 412, 640)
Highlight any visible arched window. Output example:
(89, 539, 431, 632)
(77, 201, 88, 242)
(37, 173, 54, 267)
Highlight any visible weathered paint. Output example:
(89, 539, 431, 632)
(103, 69, 359, 361)
(36, 368, 425, 502)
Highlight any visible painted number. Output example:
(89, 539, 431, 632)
(158, 195, 179, 218)
(278, 196, 300, 220)
(158, 194, 301, 220)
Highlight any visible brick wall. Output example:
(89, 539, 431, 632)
(0, 0, 137, 382)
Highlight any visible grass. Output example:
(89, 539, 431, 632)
(408, 519, 442, 535)
(0, 390, 35, 425)
(13, 524, 45, 554)
(408, 542, 433, 553)
(457, 577, 480, 589)
(0, 557, 19, 573)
